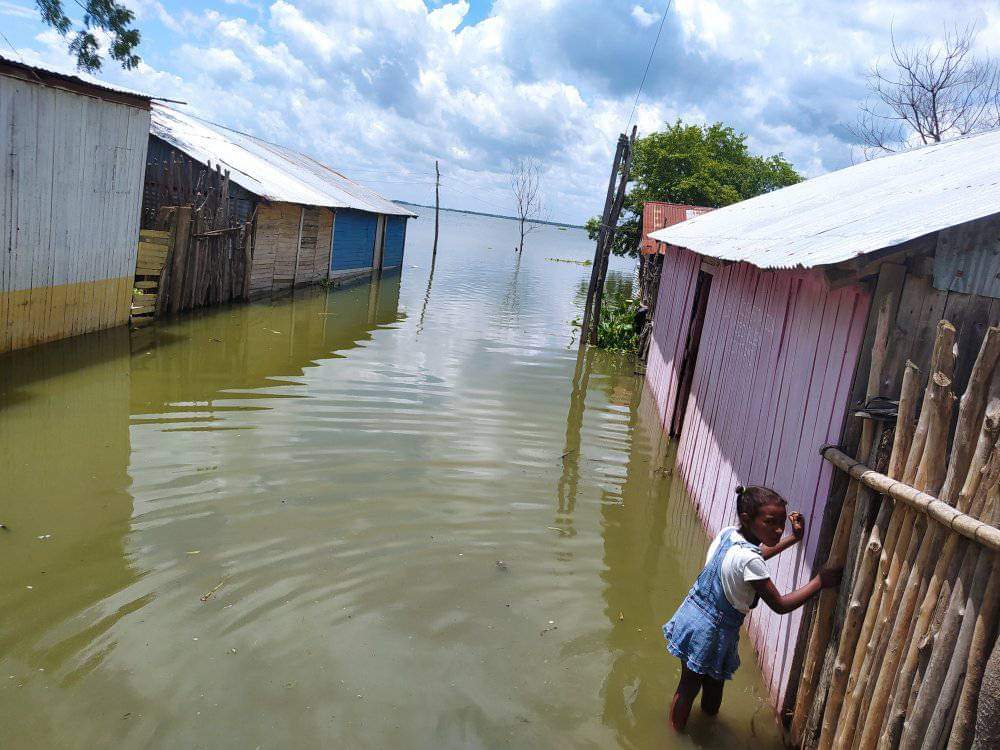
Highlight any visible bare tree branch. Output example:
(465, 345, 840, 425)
(851, 22, 1000, 158)
(510, 158, 543, 253)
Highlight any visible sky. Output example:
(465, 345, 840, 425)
(2, 0, 1000, 224)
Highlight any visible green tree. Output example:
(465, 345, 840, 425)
(588, 120, 802, 257)
(35, 0, 140, 72)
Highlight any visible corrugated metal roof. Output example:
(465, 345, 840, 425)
(648, 128, 1000, 269)
(640, 201, 712, 254)
(151, 103, 416, 217)
(0, 54, 152, 104)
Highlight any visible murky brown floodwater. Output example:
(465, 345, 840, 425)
(1, 208, 781, 749)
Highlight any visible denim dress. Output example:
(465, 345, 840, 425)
(662, 528, 760, 681)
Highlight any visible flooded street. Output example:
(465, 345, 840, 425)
(0, 208, 781, 749)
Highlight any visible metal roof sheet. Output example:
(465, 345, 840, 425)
(648, 128, 1000, 269)
(151, 103, 416, 217)
(0, 54, 152, 105)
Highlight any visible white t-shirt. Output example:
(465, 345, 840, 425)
(705, 526, 771, 614)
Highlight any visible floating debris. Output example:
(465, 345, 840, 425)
(495, 560, 509, 572)
(200, 578, 228, 602)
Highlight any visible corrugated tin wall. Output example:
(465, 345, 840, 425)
(644, 246, 701, 427)
(382, 216, 407, 268)
(645, 257, 870, 708)
(331, 209, 377, 273)
(0, 73, 149, 353)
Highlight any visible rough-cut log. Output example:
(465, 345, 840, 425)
(948, 551, 1000, 749)
(853, 323, 958, 750)
(901, 528, 991, 750)
(883, 338, 1000, 745)
(971, 589, 1000, 749)
(843, 324, 955, 749)
(791, 299, 895, 746)
(820, 447, 1000, 552)
(833, 361, 922, 750)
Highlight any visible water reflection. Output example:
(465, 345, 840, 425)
(0, 208, 779, 749)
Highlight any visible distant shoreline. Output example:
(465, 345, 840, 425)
(395, 201, 584, 229)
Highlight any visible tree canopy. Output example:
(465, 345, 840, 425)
(587, 120, 801, 257)
(36, 0, 141, 72)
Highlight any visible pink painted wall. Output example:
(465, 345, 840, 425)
(646, 256, 871, 708)
(645, 246, 701, 430)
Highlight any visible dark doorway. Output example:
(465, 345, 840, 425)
(670, 269, 713, 437)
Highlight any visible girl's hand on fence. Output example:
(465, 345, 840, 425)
(818, 566, 842, 589)
(789, 511, 805, 541)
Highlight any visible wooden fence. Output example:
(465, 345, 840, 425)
(133, 160, 254, 321)
(793, 320, 1000, 750)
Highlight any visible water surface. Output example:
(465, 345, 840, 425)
(0, 208, 781, 748)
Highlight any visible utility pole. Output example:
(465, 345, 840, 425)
(432, 160, 440, 263)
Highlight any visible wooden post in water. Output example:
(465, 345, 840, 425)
(589, 125, 637, 346)
(580, 134, 626, 350)
(433, 160, 440, 263)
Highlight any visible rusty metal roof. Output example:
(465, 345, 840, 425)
(151, 103, 416, 217)
(648, 129, 1000, 269)
(640, 202, 712, 254)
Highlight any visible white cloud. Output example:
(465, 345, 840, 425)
(9, 0, 1000, 223)
(631, 5, 657, 28)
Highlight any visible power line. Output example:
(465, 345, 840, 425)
(626, 0, 673, 131)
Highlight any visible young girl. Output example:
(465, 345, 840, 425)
(662, 485, 842, 731)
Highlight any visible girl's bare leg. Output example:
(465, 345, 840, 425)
(670, 663, 703, 731)
(700, 675, 724, 715)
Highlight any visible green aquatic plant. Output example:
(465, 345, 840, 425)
(594, 291, 640, 353)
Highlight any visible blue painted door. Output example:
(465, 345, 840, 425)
(383, 217, 407, 268)
(331, 209, 377, 272)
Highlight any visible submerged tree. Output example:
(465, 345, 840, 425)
(35, 0, 141, 72)
(586, 121, 801, 257)
(510, 158, 543, 253)
(853, 23, 1000, 157)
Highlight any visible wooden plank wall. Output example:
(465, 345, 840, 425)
(0, 73, 150, 353)
(643, 246, 701, 430)
(250, 203, 332, 298)
(644, 260, 871, 709)
(294, 207, 333, 286)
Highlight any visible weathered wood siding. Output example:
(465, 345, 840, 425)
(645, 257, 870, 708)
(0, 72, 149, 353)
(645, 246, 701, 429)
(249, 203, 332, 298)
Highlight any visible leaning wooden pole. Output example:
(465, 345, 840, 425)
(432, 160, 440, 263)
(579, 135, 626, 349)
(791, 296, 893, 746)
(589, 125, 637, 346)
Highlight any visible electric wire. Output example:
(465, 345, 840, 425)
(626, 0, 673, 131)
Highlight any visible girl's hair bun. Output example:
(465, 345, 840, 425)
(735, 484, 787, 518)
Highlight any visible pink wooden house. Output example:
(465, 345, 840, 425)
(643, 129, 1000, 723)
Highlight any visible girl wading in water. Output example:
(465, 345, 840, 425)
(662, 485, 842, 731)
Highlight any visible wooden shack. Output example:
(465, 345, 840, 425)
(644, 128, 1000, 720)
(146, 104, 415, 299)
(0, 57, 151, 354)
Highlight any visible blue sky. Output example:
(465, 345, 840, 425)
(2, 1, 999, 223)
